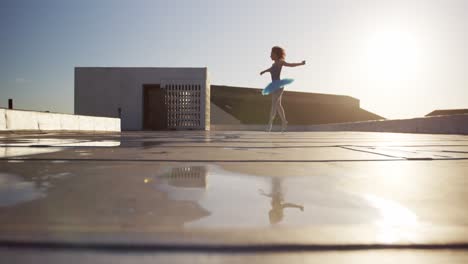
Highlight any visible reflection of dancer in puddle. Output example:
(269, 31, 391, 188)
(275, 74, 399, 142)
(259, 177, 304, 225)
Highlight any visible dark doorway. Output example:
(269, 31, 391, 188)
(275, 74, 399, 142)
(143, 84, 167, 130)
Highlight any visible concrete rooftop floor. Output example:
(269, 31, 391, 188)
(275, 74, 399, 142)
(1, 131, 468, 263)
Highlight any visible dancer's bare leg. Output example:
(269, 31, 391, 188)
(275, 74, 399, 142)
(267, 91, 280, 132)
(275, 90, 288, 131)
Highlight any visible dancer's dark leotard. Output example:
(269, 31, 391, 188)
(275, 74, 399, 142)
(270, 62, 282, 81)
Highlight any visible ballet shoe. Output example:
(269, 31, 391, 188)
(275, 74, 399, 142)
(281, 121, 288, 132)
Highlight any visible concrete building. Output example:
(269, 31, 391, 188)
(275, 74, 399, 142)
(75, 68, 383, 131)
(75, 67, 210, 131)
(426, 109, 468, 117)
(211, 85, 383, 125)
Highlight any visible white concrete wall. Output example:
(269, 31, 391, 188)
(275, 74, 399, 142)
(0, 109, 6, 130)
(205, 70, 211, 131)
(75, 67, 209, 131)
(0, 109, 120, 132)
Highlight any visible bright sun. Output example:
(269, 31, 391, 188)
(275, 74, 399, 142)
(366, 31, 420, 81)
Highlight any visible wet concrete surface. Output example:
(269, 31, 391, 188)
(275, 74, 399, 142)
(1, 131, 468, 262)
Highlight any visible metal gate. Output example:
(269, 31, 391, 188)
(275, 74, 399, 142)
(162, 80, 209, 130)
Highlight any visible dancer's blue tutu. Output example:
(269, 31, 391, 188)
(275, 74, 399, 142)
(262, 78, 294, 95)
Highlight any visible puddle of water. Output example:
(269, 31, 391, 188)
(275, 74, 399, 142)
(58, 141, 120, 147)
(149, 165, 419, 230)
(50, 160, 69, 164)
(119, 141, 163, 148)
(49, 172, 72, 180)
(0, 139, 119, 158)
(0, 139, 120, 147)
(224, 135, 240, 140)
(363, 194, 418, 243)
(0, 168, 75, 207)
(0, 173, 46, 206)
(223, 147, 248, 151)
(0, 147, 65, 158)
(0, 161, 420, 242)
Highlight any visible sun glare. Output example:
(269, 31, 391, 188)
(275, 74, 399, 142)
(366, 31, 420, 81)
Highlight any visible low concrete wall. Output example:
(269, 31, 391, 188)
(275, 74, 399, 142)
(211, 114, 468, 135)
(0, 109, 120, 132)
(0, 109, 5, 130)
(306, 114, 468, 135)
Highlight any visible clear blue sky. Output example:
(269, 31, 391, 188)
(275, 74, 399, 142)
(1, 0, 467, 118)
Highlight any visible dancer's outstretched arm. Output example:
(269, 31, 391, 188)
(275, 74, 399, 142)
(260, 67, 272, 75)
(282, 203, 304, 211)
(258, 189, 272, 198)
(283, 61, 306, 67)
